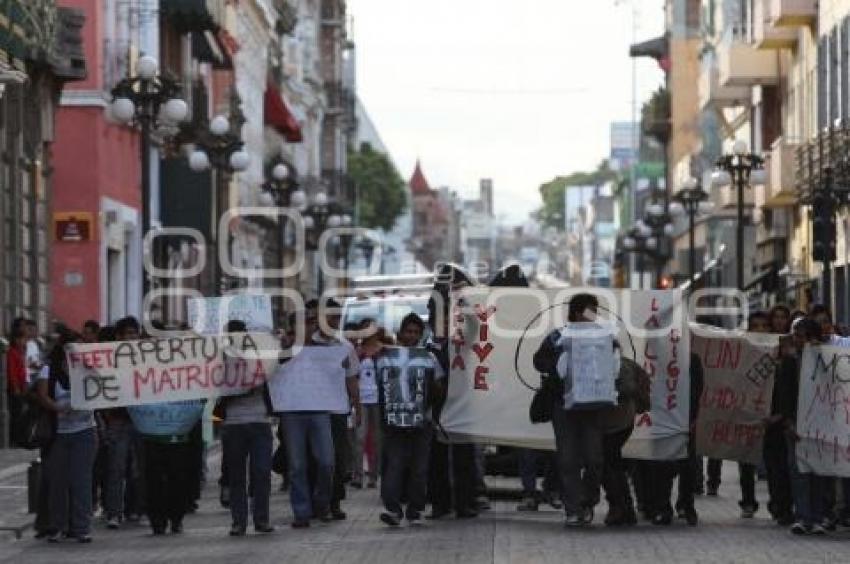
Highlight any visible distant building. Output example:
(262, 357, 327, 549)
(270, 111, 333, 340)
(409, 161, 450, 269)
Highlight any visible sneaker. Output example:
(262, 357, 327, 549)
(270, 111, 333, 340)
(291, 519, 310, 529)
(740, 506, 756, 519)
(706, 486, 719, 497)
(790, 521, 807, 535)
(330, 508, 347, 521)
(579, 506, 594, 525)
(564, 513, 583, 528)
(652, 512, 673, 526)
(380, 512, 402, 527)
(475, 496, 491, 511)
(683, 507, 699, 527)
(75, 534, 92, 544)
(106, 517, 120, 530)
(46, 531, 63, 543)
(516, 496, 538, 512)
(811, 523, 827, 535)
(407, 514, 423, 527)
(229, 525, 246, 537)
(254, 524, 275, 534)
(822, 517, 837, 532)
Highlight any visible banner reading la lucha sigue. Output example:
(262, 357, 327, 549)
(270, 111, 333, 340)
(692, 328, 778, 465)
(439, 287, 690, 460)
(67, 333, 281, 409)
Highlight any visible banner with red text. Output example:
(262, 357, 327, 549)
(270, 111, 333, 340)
(67, 333, 281, 409)
(693, 328, 779, 464)
(439, 288, 690, 460)
(797, 345, 850, 477)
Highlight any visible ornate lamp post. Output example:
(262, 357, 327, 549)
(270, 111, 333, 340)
(712, 140, 766, 291)
(110, 55, 189, 294)
(672, 177, 714, 285)
(642, 198, 676, 288)
(185, 101, 251, 295)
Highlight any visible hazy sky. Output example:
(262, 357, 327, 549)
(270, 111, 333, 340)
(349, 0, 666, 225)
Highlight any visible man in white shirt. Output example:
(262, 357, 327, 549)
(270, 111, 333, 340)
(278, 299, 360, 528)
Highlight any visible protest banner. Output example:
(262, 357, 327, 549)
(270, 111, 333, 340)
(439, 287, 690, 459)
(692, 328, 778, 464)
(68, 333, 281, 409)
(796, 345, 850, 477)
(187, 294, 273, 335)
(268, 346, 351, 412)
(376, 346, 438, 428)
(128, 400, 206, 436)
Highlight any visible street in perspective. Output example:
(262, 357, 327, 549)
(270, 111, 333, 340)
(3, 1, 850, 563)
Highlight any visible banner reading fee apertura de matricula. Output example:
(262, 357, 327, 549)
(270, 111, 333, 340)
(797, 344, 850, 477)
(67, 333, 282, 409)
(439, 287, 690, 460)
(692, 328, 779, 465)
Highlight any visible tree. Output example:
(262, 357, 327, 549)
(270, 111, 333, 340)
(537, 161, 618, 230)
(347, 142, 407, 231)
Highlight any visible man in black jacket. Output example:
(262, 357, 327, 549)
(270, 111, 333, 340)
(533, 293, 616, 527)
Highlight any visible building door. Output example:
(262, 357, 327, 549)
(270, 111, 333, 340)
(107, 247, 126, 322)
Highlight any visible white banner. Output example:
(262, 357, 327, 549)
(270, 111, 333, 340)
(67, 333, 280, 409)
(439, 288, 690, 460)
(693, 328, 778, 464)
(797, 345, 850, 476)
(269, 346, 350, 412)
(187, 294, 273, 335)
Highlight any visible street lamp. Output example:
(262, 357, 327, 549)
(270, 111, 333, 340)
(713, 139, 764, 291)
(183, 94, 249, 295)
(110, 55, 189, 294)
(672, 176, 713, 286)
(641, 195, 675, 288)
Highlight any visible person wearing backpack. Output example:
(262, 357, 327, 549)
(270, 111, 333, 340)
(377, 313, 444, 527)
(36, 329, 97, 543)
(533, 293, 619, 527)
(587, 354, 647, 526)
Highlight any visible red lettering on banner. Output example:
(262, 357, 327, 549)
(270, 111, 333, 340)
(479, 323, 488, 342)
(474, 304, 497, 322)
(133, 368, 154, 399)
(472, 342, 494, 363)
(636, 412, 652, 426)
(702, 339, 742, 370)
(452, 355, 466, 370)
(186, 364, 204, 390)
(474, 366, 489, 391)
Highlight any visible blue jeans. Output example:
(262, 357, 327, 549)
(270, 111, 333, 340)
(281, 412, 334, 521)
(47, 428, 97, 536)
(223, 423, 273, 528)
(788, 436, 826, 526)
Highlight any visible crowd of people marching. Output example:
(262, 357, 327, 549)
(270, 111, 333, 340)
(4, 264, 850, 543)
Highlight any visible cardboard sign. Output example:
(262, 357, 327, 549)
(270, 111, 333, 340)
(797, 345, 850, 477)
(376, 347, 437, 428)
(187, 294, 274, 335)
(67, 333, 281, 409)
(693, 328, 778, 464)
(439, 288, 690, 460)
(268, 346, 351, 412)
(559, 324, 617, 408)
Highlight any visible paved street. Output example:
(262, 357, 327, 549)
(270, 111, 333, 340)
(0, 452, 849, 564)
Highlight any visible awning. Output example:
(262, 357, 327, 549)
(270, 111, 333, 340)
(161, 0, 223, 33)
(265, 84, 303, 143)
(191, 30, 232, 69)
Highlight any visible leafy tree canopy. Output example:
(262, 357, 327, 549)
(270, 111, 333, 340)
(347, 142, 407, 231)
(536, 160, 617, 231)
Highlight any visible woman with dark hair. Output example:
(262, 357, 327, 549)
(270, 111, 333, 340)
(36, 329, 97, 543)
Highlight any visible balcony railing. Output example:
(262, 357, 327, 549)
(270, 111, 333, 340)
(764, 137, 798, 207)
(768, 0, 817, 27)
(717, 27, 780, 87)
(698, 62, 750, 110)
(754, 0, 798, 49)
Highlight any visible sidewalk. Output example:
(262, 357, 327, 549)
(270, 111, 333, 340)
(0, 448, 40, 539)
